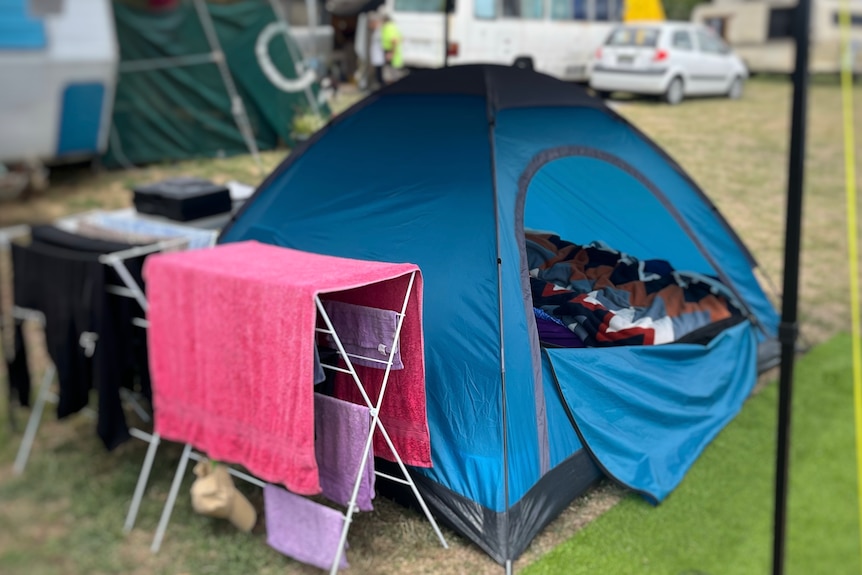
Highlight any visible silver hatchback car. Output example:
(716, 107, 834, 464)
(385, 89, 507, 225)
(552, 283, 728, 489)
(588, 21, 748, 105)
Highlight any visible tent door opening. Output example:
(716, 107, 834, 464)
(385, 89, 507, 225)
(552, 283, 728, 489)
(521, 151, 749, 350)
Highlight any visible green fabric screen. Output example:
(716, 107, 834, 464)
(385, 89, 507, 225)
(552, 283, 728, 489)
(104, 0, 328, 167)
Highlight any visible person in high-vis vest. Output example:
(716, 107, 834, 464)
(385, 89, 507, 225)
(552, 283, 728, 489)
(380, 13, 406, 84)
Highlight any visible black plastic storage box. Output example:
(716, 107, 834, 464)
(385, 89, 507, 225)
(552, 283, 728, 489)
(133, 177, 232, 222)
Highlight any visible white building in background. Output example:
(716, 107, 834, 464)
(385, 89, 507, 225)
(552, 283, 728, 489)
(691, 0, 862, 74)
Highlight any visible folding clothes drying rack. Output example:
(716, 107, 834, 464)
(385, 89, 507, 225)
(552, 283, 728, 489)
(0, 220, 211, 494)
(140, 255, 447, 574)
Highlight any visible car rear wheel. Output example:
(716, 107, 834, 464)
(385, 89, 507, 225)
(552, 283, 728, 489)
(728, 76, 744, 100)
(663, 77, 684, 105)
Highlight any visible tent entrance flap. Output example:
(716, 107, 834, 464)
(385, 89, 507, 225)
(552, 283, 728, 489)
(544, 319, 758, 503)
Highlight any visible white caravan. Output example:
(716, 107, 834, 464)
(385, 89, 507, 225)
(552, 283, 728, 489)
(0, 0, 118, 170)
(691, 0, 862, 74)
(385, 0, 624, 81)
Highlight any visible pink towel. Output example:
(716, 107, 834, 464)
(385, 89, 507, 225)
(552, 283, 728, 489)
(145, 240, 426, 494)
(327, 272, 433, 468)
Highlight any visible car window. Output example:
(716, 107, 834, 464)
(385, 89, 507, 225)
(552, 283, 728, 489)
(696, 28, 728, 54)
(672, 30, 693, 50)
(605, 27, 660, 47)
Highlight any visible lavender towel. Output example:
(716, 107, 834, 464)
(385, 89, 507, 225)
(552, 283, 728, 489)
(264, 484, 349, 570)
(322, 300, 403, 370)
(315, 393, 376, 511)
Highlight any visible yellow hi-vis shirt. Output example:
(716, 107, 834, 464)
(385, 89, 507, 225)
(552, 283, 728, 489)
(381, 21, 403, 69)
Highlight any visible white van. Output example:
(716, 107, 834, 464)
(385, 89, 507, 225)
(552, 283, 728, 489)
(385, 0, 623, 81)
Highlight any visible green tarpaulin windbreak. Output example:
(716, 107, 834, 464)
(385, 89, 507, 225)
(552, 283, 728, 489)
(105, 0, 328, 168)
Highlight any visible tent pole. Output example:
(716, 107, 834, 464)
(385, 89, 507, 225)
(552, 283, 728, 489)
(443, 2, 449, 67)
(364, 12, 374, 89)
(190, 0, 264, 174)
(772, 0, 812, 572)
(443, 0, 453, 67)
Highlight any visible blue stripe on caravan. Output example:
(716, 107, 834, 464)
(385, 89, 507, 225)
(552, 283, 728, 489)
(56, 83, 106, 156)
(0, 0, 46, 50)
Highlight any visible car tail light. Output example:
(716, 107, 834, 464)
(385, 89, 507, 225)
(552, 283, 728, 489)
(447, 42, 459, 57)
(595, 47, 603, 59)
(653, 49, 668, 62)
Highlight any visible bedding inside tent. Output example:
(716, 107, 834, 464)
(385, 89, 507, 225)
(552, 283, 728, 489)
(522, 153, 749, 350)
(526, 232, 745, 348)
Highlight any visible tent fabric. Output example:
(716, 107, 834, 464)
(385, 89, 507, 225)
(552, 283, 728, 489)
(104, 0, 327, 167)
(545, 319, 758, 503)
(218, 64, 781, 563)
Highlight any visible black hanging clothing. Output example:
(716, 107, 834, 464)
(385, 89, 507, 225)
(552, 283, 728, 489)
(11, 226, 152, 450)
(1, 263, 31, 408)
(4, 319, 31, 408)
(12, 239, 104, 419)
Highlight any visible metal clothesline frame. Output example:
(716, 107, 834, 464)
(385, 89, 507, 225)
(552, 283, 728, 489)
(143, 269, 448, 573)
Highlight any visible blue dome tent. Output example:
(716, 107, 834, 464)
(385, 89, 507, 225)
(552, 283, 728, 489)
(219, 64, 781, 566)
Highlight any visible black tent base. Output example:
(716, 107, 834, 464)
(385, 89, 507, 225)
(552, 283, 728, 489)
(373, 449, 603, 565)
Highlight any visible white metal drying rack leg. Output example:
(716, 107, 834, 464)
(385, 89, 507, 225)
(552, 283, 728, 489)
(10, 307, 56, 474)
(146, 270, 448, 572)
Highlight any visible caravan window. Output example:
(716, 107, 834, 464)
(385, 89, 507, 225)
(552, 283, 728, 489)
(551, 0, 587, 20)
(503, 0, 545, 18)
(595, 0, 621, 21)
(767, 7, 794, 38)
(522, 0, 544, 19)
(394, 0, 445, 12)
(704, 16, 728, 39)
(474, 0, 496, 18)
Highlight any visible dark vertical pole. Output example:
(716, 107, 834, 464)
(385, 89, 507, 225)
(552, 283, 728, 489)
(364, 13, 374, 89)
(443, 0, 451, 67)
(772, 0, 812, 573)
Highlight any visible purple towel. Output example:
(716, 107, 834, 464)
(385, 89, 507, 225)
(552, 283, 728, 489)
(264, 484, 349, 570)
(322, 300, 403, 370)
(315, 393, 376, 511)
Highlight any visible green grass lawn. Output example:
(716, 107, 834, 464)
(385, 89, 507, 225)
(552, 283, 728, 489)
(524, 333, 862, 575)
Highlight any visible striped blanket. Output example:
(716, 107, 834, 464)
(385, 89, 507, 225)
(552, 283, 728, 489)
(526, 233, 744, 347)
